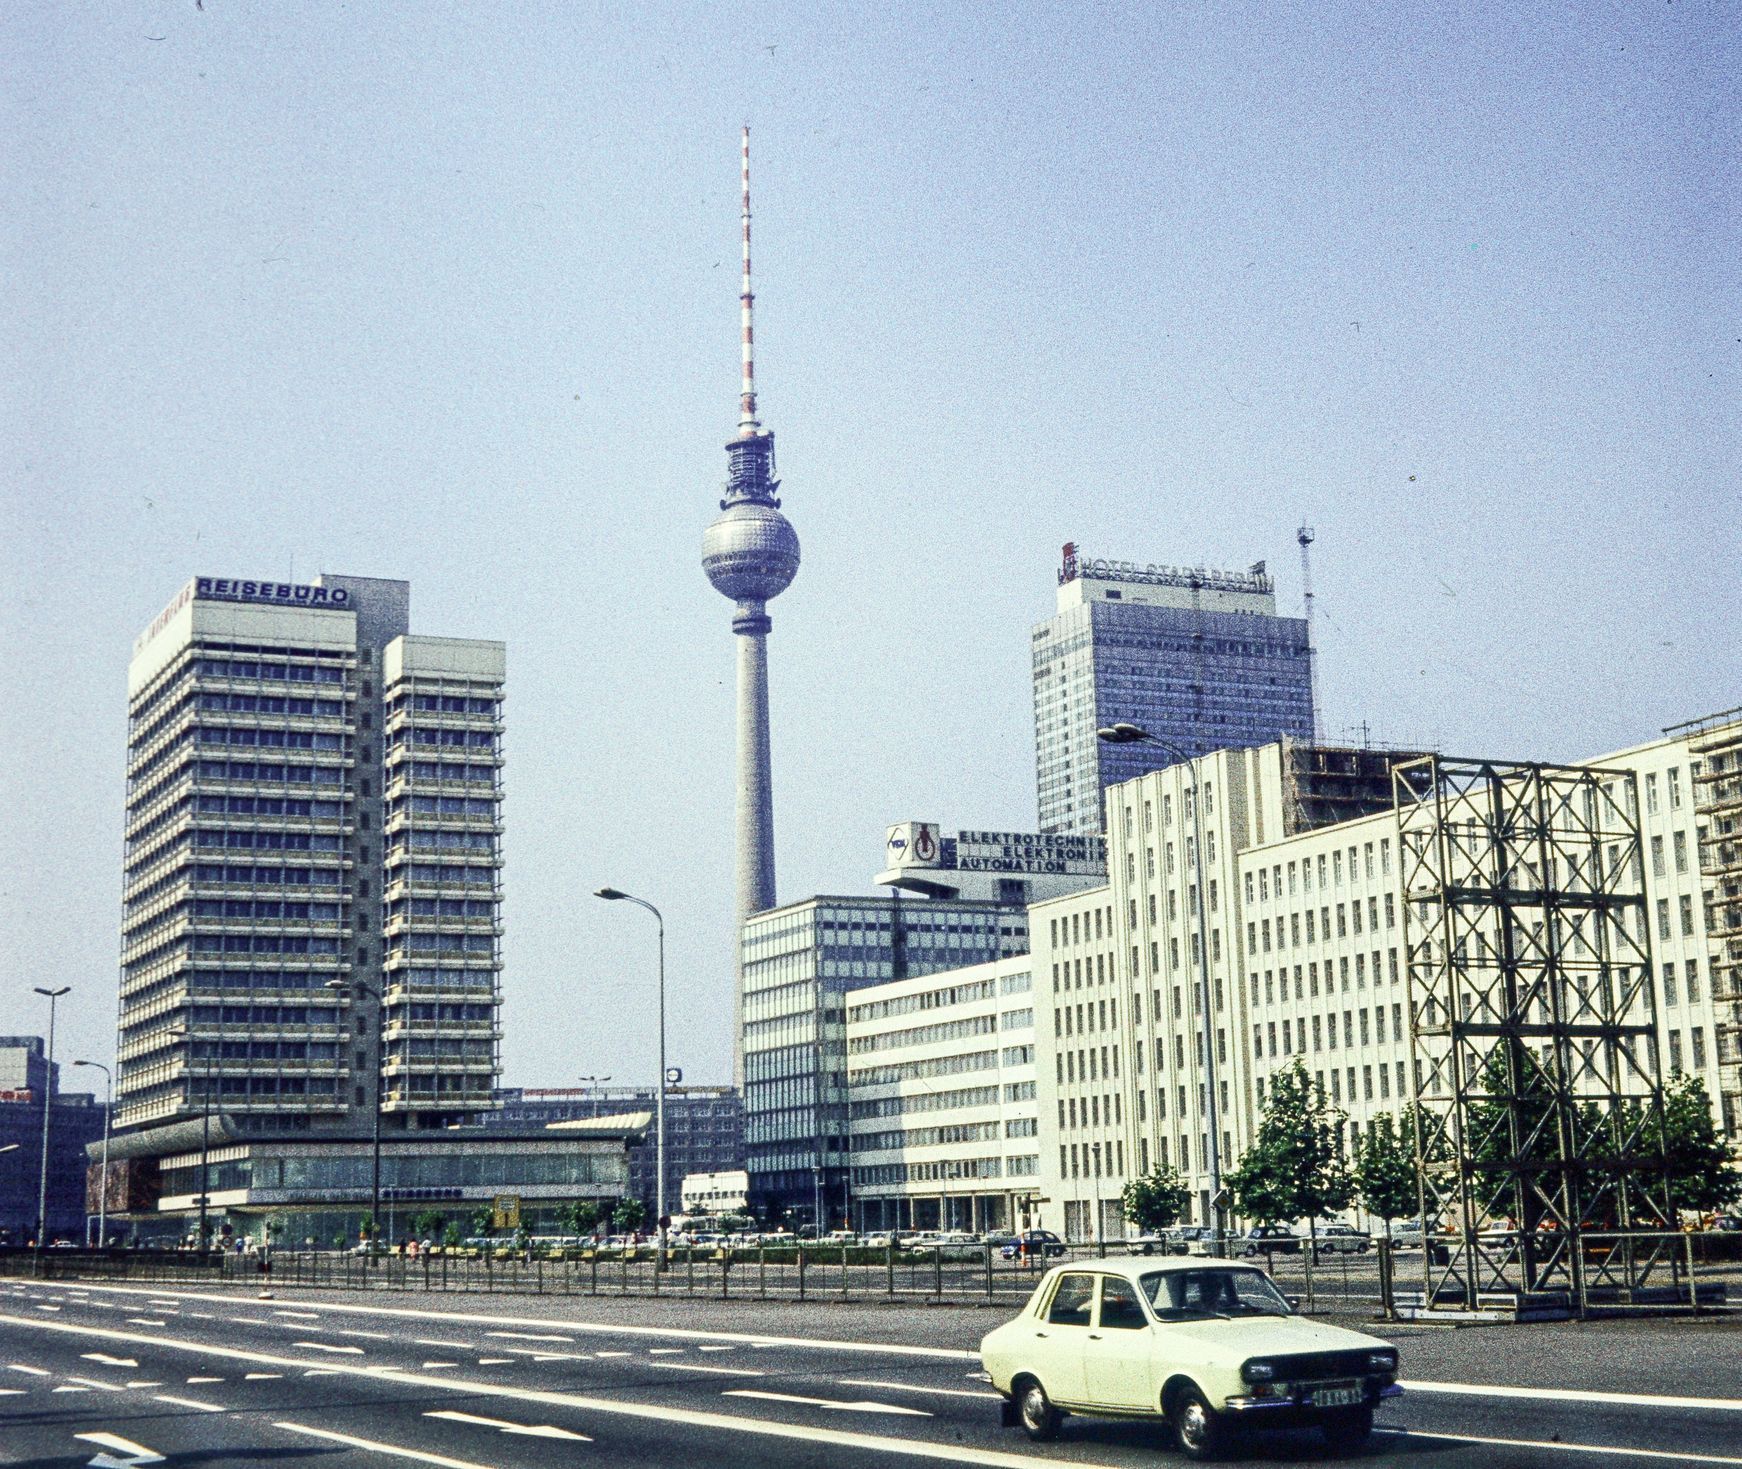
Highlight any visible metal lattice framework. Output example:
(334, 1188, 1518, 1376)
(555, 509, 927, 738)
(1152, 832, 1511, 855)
(1394, 757, 1675, 1312)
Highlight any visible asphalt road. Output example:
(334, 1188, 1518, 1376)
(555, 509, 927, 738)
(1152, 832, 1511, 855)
(2, 1278, 1739, 1468)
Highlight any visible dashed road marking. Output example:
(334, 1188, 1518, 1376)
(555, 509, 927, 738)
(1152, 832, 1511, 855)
(422, 1362, 459, 1370)
(1403, 1380, 1742, 1413)
(1379, 1427, 1742, 1465)
(154, 1392, 223, 1412)
(476, 1357, 515, 1365)
(484, 1331, 573, 1344)
(187, 1375, 224, 1383)
(275, 1422, 499, 1469)
(838, 1378, 1001, 1401)
(75, 1430, 166, 1467)
(81, 1353, 139, 1368)
(724, 1389, 931, 1418)
(246, 1372, 283, 1380)
(125, 1319, 165, 1327)
(415, 1339, 477, 1350)
(426, 1409, 592, 1441)
(9, 1363, 51, 1375)
(295, 1341, 364, 1354)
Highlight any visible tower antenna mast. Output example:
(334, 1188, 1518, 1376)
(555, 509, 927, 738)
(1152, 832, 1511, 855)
(1298, 524, 1324, 741)
(738, 125, 758, 435)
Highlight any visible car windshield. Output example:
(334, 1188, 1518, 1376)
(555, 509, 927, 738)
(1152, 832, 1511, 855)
(1141, 1268, 1293, 1321)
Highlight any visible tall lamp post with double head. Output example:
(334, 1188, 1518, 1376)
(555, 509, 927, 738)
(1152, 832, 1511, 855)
(1096, 723, 1226, 1256)
(325, 977, 384, 1255)
(33, 986, 71, 1258)
(72, 1060, 112, 1248)
(594, 888, 668, 1268)
(167, 1025, 216, 1249)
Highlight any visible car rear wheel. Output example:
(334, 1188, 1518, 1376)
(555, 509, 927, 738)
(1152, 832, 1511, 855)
(1321, 1405, 1373, 1454)
(1017, 1380, 1060, 1442)
(1170, 1386, 1226, 1461)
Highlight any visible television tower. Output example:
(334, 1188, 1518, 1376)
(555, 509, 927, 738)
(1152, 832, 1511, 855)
(702, 128, 800, 1088)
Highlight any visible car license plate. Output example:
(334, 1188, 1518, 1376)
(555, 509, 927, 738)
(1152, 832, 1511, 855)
(1313, 1385, 1361, 1408)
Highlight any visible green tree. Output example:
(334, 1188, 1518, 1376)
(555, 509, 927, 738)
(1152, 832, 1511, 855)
(441, 1221, 463, 1250)
(1660, 1073, 1742, 1216)
(1121, 1165, 1191, 1234)
(410, 1209, 445, 1241)
(1354, 1111, 1419, 1230)
(470, 1206, 495, 1240)
(1227, 1060, 1354, 1245)
(615, 1198, 648, 1234)
(562, 1200, 601, 1238)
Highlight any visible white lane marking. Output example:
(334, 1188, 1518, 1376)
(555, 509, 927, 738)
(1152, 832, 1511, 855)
(275, 1422, 499, 1469)
(698, 1345, 735, 1352)
(423, 1362, 459, 1370)
(1403, 1379, 1742, 1413)
(189, 1312, 216, 1319)
(484, 1331, 573, 1344)
(648, 1361, 765, 1378)
(75, 1430, 166, 1467)
(60, 1282, 979, 1359)
(339, 1328, 395, 1341)
(125, 1381, 164, 1388)
(55, 1385, 93, 1392)
(594, 1351, 630, 1358)
(724, 1389, 932, 1418)
(147, 1301, 180, 1309)
(0, 1388, 26, 1396)
(37, 1304, 62, 1311)
(9, 1363, 52, 1374)
(839, 1378, 1001, 1401)
(154, 1392, 224, 1412)
(295, 1341, 364, 1354)
(647, 1347, 683, 1355)
(66, 1376, 127, 1391)
(82, 1353, 140, 1368)
(426, 1409, 592, 1441)
(476, 1357, 515, 1365)
(246, 1372, 283, 1380)
(126, 1319, 165, 1327)
(0, 1315, 1159, 1469)
(415, 1339, 477, 1350)
(1379, 1427, 1742, 1465)
(187, 1375, 223, 1383)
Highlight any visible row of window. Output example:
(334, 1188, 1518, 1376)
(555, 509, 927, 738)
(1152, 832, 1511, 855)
(198, 657, 347, 684)
(195, 760, 346, 784)
(197, 692, 346, 717)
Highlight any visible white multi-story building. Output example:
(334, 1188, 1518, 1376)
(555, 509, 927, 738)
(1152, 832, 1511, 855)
(846, 956, 1039, 1234)
(1032, 733, 1728, 1240)
(118, 575, 505, 1158)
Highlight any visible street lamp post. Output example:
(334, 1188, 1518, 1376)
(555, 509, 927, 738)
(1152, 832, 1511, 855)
(1097, 723, 1226, 1256)
(167, 1026, 215, 1250)
(325, 978, 384, 1255)
(33, 986, 71, 1258)
(72, 1060, 112, 1249)
(594, 888, 668, 1268)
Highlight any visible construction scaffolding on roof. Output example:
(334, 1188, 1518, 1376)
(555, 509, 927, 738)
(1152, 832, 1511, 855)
(1393, 755, 1680, 1318)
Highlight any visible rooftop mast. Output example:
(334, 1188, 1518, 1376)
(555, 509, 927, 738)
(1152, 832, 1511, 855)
(738, 125, 758, 436)
(1298, 524, 1324, 741)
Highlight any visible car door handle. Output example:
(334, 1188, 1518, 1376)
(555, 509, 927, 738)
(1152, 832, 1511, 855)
(1088, 1333, 1102, 1340)
(1034, 1331, 1048, 1338)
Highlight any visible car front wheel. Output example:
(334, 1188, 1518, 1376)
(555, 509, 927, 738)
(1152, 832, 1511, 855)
(1321, 1405, 1373, 1454)
(1170, 1386, 1226, 1461)
(1017, 1380, 1060, 1442)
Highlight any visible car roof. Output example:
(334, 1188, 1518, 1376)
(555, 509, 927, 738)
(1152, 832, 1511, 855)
(1041, 1256, 1271, 1280)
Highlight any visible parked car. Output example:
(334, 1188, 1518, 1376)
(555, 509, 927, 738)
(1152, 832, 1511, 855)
(1173, 1226, 1216, 1256)
(1000, 1229, 1067, 1261)
(1313, 1224, 1371, 1256)
(1237, 1226, 1301, 1257)
(1386, 1219, 1450, 1264)
(980, 1258, 1401, 1460)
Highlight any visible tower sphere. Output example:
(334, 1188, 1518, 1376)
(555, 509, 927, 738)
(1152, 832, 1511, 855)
(702, 500, 800, 604)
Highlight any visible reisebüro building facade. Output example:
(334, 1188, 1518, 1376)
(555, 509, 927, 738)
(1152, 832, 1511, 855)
(1034, 545, 1315, 837)
(112, 574, 510, 1238)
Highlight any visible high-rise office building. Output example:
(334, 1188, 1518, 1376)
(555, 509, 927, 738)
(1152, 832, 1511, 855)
(118, 574, 506, 1159)
(1034, 544, 1315, 835)
(701, 129, 801, 1089)
(0, 1037, 106, 1244)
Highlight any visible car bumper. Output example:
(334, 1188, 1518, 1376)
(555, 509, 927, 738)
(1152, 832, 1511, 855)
(1223, 1382, 1401, 1416)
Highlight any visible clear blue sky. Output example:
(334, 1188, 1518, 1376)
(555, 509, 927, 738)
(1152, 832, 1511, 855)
(4, 1, 1737, 1093)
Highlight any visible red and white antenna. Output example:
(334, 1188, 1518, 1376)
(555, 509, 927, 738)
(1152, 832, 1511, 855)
(738, 125, 759, 436)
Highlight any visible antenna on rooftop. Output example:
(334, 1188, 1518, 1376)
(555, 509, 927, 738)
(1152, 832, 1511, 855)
(1298, 524, 1324, 742)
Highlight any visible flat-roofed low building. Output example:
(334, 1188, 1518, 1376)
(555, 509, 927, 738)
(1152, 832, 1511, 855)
(681, 1169, 750, 1217)
(846, 955, 1039, 1234)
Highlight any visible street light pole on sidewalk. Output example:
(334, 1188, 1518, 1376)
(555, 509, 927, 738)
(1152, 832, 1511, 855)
(1097, 723, 1227, 1257)
(72, 1060, 112, 1248)
(33, 986, 71, 1258)
(594, 888, 668, 1269)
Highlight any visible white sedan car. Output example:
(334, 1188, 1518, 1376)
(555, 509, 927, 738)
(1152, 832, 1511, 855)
(980, 1257, 1401, 1460)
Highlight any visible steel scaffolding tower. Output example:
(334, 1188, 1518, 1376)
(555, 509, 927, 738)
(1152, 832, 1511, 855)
(1393, 756, 1675, 1314)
